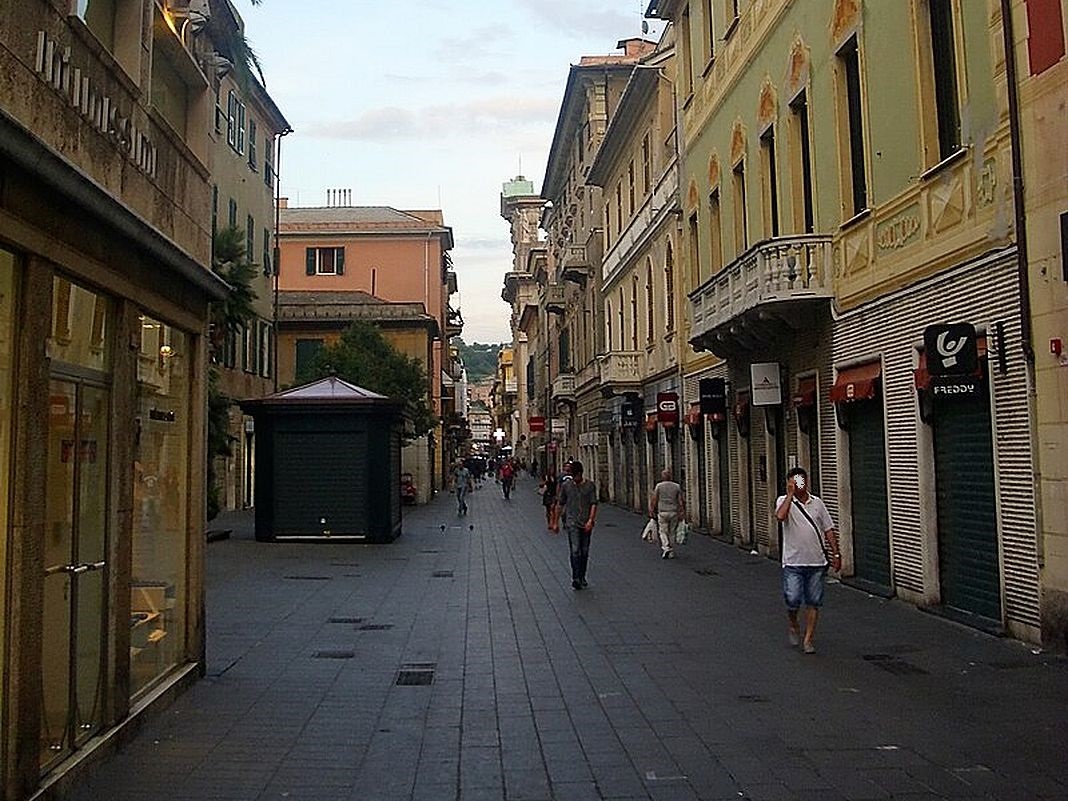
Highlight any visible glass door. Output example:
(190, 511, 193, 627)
(41, 379, 109, 768)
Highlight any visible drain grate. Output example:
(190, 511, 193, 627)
(693, 567, 718, 577)
(395, 663, 435, 686)
(313, 650, 355, 659)
(358, 623, 394, 631)
(863, 654, 928, 675)
(328, 617, 364, 624)
(284, 575, 331, 581)
(432, 570, 454, 578)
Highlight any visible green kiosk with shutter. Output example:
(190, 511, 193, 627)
(242, 376, 404, 542)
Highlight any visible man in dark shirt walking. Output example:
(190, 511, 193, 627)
(554, 460, 598, 590)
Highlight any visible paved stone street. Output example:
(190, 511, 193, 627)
(75, 478, 1067, 801)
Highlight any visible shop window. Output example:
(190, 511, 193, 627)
(49, 277, 109, 373)
(132, 318, 190, 697)
(836, 36, 868, 216)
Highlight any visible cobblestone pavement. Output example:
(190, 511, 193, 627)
(75, 476, 1068, 801)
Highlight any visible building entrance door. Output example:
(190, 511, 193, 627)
(41, 377, 110, 768)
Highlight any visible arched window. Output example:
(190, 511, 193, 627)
(617, 289, 625, 351)
(630, 275, 639, 350)
(606, 300, 613, 353)
(665, 242, 676, 332)
(645, 258, 654, 343)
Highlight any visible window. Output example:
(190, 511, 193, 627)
(680, 6, 694, 98)
(726, 0, 740, 34)
(645, 260, 654, 343)
(227, 90, 237, 148)
(615, 183, 623, 236)
(211, 185, 218, 239)
(264, 136, 274, 189)
(295, 339, 324, 381)
(224, 327, 237, 368)
(263, 228, 272, 275)
(838, 37, 868, 216)
(708, 189, 723, 275)
(259, 321, 272, 378)
(641, 133, 651, 196)
(248, 118, 258, 170)
(760, 128, 780, 238)
(243, 324, 255, 373)
(928, 0, 962, 161)
(237, 102, 246, 155)
(246, 215, 254, 264)
(559, 327, 571, 371)
(790, 92, 816, 233)
(214, 90, 224, 134)
(732, 161, 749, 254)
(628, 160, 636, 217)
(665, 244, 675, 332)
(606, 302, 614, 355)
(604, 201, 612, 249)
(305, 246, 345, 276)
(228, 198, 237, 229)
(702, 0, 716, 61)
(688, 212, 700, 288)
(630, 276, 639, 350)
(617, 290, 625, 351)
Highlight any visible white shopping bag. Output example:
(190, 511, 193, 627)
(641, 518, 657, 542)
(676, 520, 689, 545)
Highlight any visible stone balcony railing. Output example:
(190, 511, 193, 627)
(543, 283, 566, 314)
(689, 234, 834, 354)
(560, 244, 591, 285)
(598, 351, 645, 395)
(551, 372, 576, 401)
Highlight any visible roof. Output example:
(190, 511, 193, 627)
(241, 375, 404, 412)
(276, 291, 438, 334)
(586, 66, 660, 187)
(279, 206, 454, 247)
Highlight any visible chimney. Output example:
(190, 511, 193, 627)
(278, 197, 289, 209)
(617, 38, 654, 58)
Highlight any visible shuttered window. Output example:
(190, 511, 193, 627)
(305, 247, 345, 275)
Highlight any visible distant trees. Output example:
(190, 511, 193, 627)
(452, 338, 502, 383)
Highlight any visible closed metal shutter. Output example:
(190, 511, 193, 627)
(847, 398, 892, 594)
(933, 379, 1001, 623)
(274, 429, 367, 535)
(751, 408, 770, 549)
(696, 426, 708, 528)
(718, 431, 731, 539)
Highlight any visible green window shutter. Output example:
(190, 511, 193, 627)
(336, 247, 345, 275)
(306, 248, 316, 275)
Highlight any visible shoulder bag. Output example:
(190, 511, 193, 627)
(790, 498, 832, 565)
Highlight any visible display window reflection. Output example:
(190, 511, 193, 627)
(131, 316, 190, 696)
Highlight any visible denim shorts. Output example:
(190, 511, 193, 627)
(782, 565, 828, 610)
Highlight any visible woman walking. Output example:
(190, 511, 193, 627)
(540, 466, 558, 529)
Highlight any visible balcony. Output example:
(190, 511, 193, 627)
(445, 306, 464, 338)
(689, 235, 834, 357)
(543, 283, 566, 315)
(598, 351, 645, 396)
(560, 244, 591, 286)
(516, 281, 540, 332)
(551, 372, 576, 403)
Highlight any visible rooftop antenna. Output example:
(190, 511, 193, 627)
(518, 153, 523, 177)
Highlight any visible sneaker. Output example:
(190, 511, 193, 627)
(802, 642, 816, 655)
(788, 629, 801, 647)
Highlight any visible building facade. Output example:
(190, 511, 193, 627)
(648, 0, 1042, 641)
(276, 202, 460, 495)
(0, 1, 228, 798)
(206, 0, 290, 516)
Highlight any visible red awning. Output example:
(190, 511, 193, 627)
(644, 412, 658, 432)
(914, 337, 987, 390)
(685, 403, 702, 427)
(793, 375, 817, 408)
(830, 361, 881, 403)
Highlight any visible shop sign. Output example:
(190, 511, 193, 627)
(551, 419, 566, 435)
(529, 416, 546, 432)
(657, 392, 679, 427)
(699, 377, 727, 417)
(931, 377, 982, 397)
(750, 363, 782, 406)
(924, 323, 978, 376)
(620, 400, 641, 428)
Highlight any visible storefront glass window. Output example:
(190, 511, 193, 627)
(0, 248, 17, 744)
(131, 316, 190, 697)
(47, 277, 109, 372)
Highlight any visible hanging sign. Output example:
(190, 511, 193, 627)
(750, 363, 782, 406)
(924, 323, 979, 376)
(529, 416, 546, 432)
(657, 392, 679, 427)
(699, 377, 727, 418)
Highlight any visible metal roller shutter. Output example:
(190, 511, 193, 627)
(274, 429, 368, 536)
(933, 380, 1001, 623)
(847, 399, 892, 595)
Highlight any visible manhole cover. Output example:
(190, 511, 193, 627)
(328, 617, 363, 624)
(313, 650, 354, 659)
(396, 663, 435, 686)
(284, 575, 331, 581)
(863, 654, 928, 675)
(358, 624, 394, 631)
(432, 571, 454, 578)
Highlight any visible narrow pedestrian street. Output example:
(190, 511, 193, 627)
(75, 483, 1066, 801)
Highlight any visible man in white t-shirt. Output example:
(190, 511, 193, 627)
(649, 469, 686, 559)
(774, 466, 841, 654)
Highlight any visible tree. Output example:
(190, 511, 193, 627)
(304, 321, 434, 440)
(206, 226, 259, 518)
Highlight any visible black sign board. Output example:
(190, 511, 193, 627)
(620, 399, 641, 428)
(924, 323, 978, 376)
(699, 377, 727, 417)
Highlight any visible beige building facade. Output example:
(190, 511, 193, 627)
(0, 1, 228, 798)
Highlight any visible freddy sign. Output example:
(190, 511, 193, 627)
(924, 323, 978, 376)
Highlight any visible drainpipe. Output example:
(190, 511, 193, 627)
(999, 0, 1033, 363)
(272, 125, 293, 392)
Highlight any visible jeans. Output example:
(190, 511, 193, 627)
(456, 488, 468, 514)
(657, 511, 678, 553)
(782, 565, 827, 609)
(566, 525, 591, 582)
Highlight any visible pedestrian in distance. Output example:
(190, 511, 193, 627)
(451, 459, 473, 516)
(500, 458, 515, 499)
(774, 466, 841, 654)
(539, 465, 558, 529)
(554, 460, 597, 590)
(649, 469, 686, 559)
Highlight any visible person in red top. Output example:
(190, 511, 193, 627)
(499, 459, 514, 499)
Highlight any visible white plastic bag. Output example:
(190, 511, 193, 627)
(641, 518, 657, 542)
(676, 520, 689, 545)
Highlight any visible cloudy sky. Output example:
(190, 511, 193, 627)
(231, 0, 663, 343)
